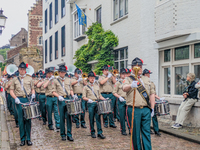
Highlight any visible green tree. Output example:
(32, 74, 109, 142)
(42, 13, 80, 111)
(73, 23, 118, 75)
(0, 48, 10, 60)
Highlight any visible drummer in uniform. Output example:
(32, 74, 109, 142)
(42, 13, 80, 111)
(43, 67, 60, 130)
(82, 71, 106, 139)
(98, 65, 117, 128)
(122, 57, 155, 150)
(71, 68, 87, 128)
(10, 62, 35, 146)
(113, 68, 129, 135)
(34, 72, 41, 102)
(52, 65, 77, 141)
(36, 74, 47, 125)
(32, 74, 36, 80)
(143, 69, 162, 136)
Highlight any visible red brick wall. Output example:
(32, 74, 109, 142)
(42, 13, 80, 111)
(7, 42, 27, 59)
(28, 0, 43, 52)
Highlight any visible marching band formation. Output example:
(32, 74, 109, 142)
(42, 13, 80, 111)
(1, 57, 167, 150)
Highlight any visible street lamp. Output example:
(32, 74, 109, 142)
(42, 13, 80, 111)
(0, 8, 7, 35)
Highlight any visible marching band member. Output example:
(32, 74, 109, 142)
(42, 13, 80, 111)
(10, 62, 35, 146)
(34, 72, 41, 102)
(113, 68, 128, 135)
(82, 71, 106, 139)
(126, 68, 131, 77)
(5, 74, 14, 115)
(71, 68, 87, 128)
(36, 74, 47, 125)
(98, 65, 117, 128)
(52, 65, 76, 141)
(123, 57, 155, 150)
(143, 69, 162, 136)
(43, 67, 60, 130)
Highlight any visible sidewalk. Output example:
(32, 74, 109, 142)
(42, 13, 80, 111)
(152, 115, 200, 144)
(0, 93, 10, 150)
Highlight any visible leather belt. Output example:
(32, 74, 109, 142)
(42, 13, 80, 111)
(75, 93, 82, 96)
(128, 105, 148, 109)
(63, 95, 69, 98)
(40, 93, 45, 95)
(18, 95, 29, 98)
(101, 92, 112, 94)
(47, 95, 55, 97)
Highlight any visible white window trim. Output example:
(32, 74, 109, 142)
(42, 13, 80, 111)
(114, 47, 128, 70)
(95, 5, 102, 23)
(38, 35, 43, 46)
(113, 0, 128, 21)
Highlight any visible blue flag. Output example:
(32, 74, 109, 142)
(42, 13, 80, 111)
(75, 4, 87, 27)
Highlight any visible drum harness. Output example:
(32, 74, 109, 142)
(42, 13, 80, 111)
(57, 78, 72, 99)
(128, 76, 152, 110)
(17, 77, 31, 102)
(87, 85, 98, 100)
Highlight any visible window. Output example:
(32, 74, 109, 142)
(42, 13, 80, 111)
(164, 68, 170, 94)
(49, 3, 53, 29)
(61, 25, 65, 56)
(61, 0, 65, 18)
(164, 49, 170, 62)
(45, 40, 47, 63)
(55, 0, 58, 24)
(114, 47, 128, 70)
(175, 46, 189, 61)
(96, 7, 101, 24)
(39, 21, 43, 27)
(45, 9, 47, 33)
(49, 36, 52, 62)
(74, 10, 86, 39)
(194, 43, 200, 58)
(175, 66, 189, 95)
(194, 65, 200, 82)
(113, 0, 128, 21)
(39, 36, 43, 45)
(55, 31, 58, 59)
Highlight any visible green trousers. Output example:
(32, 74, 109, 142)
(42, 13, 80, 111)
(7, 93, 14, 115)
(74, 95, 86, 126)
(87, 102, 103, 135)
(58, 98, 72, 137)
(126, 106, 152, 150)
(16, 97, 31, 141)
(152, 114, 159, 132)
(11, 97, 18, 125)
(117, 100, 129, 133)
(46, 96, 60, 128)
(101, 93, 115, 126)
(39, 94, 47, 123)
(35, 92, 39, 101)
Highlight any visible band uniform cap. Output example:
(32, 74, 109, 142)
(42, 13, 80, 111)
(7, 74, 12, 78)
(18, 62, 27, 68)
(65, 73, 68, 77)
(45, 68, 50, 74)
(88, 71, 96, 77)
(120, 68, 126, 74)
(58, 65, 67, 72)
(49, 67, 55, 72)
(101, 65, 109, 70)
(142, 69, 152, 75)
(32, 74, 36, 77)
(126, 68, 131, 73)
(131, 57, 143, 66)
(74, 68, 81, 74)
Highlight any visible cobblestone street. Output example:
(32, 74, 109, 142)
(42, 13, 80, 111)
(6, 110, 200, 150)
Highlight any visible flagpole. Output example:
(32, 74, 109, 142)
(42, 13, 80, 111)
(74, 2, 94, 25)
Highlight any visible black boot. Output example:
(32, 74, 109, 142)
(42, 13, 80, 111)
(76, 124, 80, 128)
(121, 131, 127, 136)
(43, 121, 46, 125)
(81, 124, 87, 128)
(98, 134, 106, 139)
(91, 134, 96, 138)
(62, 136, 66, 141)
(150, 130, 154, 134)
(20, 141, 25, 146)
(67, 136, 74, 141)
(49, 126, 54, 130)
(110, 125, 117, 128)
(27, 140, 32, 146)
(155, 131, 161, 136)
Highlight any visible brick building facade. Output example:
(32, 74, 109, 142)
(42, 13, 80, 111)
(9, 28, 27, 49)
(28, 0, 43, 52)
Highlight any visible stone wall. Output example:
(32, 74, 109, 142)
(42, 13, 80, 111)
(7, 42, 27, 60)
(19, 47, 43, 72)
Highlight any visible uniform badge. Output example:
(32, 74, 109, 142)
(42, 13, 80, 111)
(123, 80, 125, 83)
(142, 92, 147, 98)
(114, 85, 116, 87)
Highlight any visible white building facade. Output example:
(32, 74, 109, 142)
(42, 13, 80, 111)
(43, 0, 200, 126)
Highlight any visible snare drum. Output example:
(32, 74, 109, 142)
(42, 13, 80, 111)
(22, 102, 41, 119)
(66, 99, 83, 115)
(154, 100, 170, 116)
(97, 99, 113, 115)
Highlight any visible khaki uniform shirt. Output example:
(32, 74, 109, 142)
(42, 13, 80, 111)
(83, 83, 102, 100)
(53, 77, 72, 97)
(5, 80, 12, 93)
(4, 80, 8, 90)
(10, 76, 34, 97)
(122, 75, 155, 107)
(71, 77, 84, 94)
(44, 78, 56, 96)
(113, 79, 126, 98)
(98, 75, 114, 93)
(39, 80, 46, 93)
(151, 81, 156, 95)
(34, 79, 41, 93)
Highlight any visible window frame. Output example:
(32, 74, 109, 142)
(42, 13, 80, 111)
(113, 46, 128, 70)
(49, 3, 53, 29)
(61, 0, 66, 18)
(45, 9, 48, 33)
(113, 0, 128, 21)
(45, 40, 47, 63)
(49, 36, 52, 62)
(55, 0, 59, 24)
(61, 25, 65, 57)
(96, 7, 102, 24)
(55, 31, 58, 59)
(38, 36, 43, 45)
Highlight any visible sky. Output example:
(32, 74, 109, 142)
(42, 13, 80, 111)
(0, 0, 36, 47)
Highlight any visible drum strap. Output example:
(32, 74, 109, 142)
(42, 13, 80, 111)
(129, 76, 152, 110)
(17, 77, 30, 101)
(57, 78, 69, 97)
(119, 80, 122, 85)
(87, 85, 98, 99)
